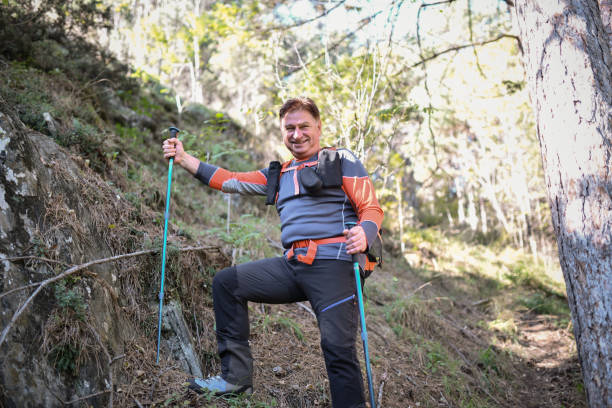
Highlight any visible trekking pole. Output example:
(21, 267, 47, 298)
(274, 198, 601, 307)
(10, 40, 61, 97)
(156, 126, 180, 364)
(346, 222, 376, 408)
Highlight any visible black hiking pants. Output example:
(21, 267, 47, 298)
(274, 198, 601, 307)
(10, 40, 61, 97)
(212, 256, 366, 408)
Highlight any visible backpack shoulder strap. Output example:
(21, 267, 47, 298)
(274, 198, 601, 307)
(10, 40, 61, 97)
(317, 147, 342, 187)
(265, 159, 292, 205)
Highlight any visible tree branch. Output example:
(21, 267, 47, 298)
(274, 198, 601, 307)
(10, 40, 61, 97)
(260, 0, 347, 33)
(283, 9, 383, 77)
(407, 33, 521, 70)
(1, 255, 70, 266)
(467, 0, 486, 78)
(0, 245, 220, 348)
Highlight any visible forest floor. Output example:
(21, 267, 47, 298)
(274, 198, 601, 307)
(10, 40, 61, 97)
(114, 232, 586, 408)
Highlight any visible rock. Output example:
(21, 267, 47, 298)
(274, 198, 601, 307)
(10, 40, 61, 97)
(0, 102, 128, 407)
(160, 300, 203, 378)
(42, 112, 57, 137)
(97, 87, 156, 132)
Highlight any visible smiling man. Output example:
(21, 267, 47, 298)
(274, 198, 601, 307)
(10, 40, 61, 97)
(282, 107, 321, 159)
(162, 97, 383, 408)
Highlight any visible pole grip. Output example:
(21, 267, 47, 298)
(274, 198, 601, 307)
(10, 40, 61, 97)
(345, 222, 358, 263)
(169, 126, 180, 139)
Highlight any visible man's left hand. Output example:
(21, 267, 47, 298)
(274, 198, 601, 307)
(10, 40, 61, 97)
(343, 225, 367, 255)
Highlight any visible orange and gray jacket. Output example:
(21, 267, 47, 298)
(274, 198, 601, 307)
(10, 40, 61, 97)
(194, 148, 383, 266)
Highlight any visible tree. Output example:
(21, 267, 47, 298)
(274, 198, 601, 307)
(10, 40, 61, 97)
(511, 1, 611, 406)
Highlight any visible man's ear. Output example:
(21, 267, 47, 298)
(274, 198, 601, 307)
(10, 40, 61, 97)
(317, 119, 322, 131)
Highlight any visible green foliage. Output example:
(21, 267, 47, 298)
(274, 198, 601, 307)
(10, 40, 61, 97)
(0, 62, 114, 174)
(0, 63, 56, 132)
(383, 296, 426, 338)
(275, 316, 305, 343)
(116, 123, 148, 147)
(519, 292, 570, 316)
(424, 341, 449, 374)
(178, 116, 253, 173)
(48, 344, 80, 377)
(403, 227, 445, 249)
(375, 104, 421, 123)
(1, 0, 112, 61)
(54, 280, 87, 320)
(501, 79, 525, 95)
(255, 313, 305, 344)
(210, 214, 274, 263)
(477, 346, 500, 374)
(218, 393, 278, 408)
(504, 259, 565, 299)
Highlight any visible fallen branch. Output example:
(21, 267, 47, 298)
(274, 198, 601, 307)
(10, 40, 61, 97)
(448, 342, 471, 367)
(64, 390, 110, 406)
(0, 282, 42, 299)
(266, 237, 284, 250)
(0, 256, 73, 299)
(0, 245, 219, 348)
(377, 370, 387, 408)
(296, 302, 316, 319)
(439, 315, 486, 347)
(410, 281, 432, 296)
(471, 298, 491, 307)
(1, 255, 70, 266)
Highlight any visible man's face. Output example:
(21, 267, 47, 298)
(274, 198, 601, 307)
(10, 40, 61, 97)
(281, 109, 322, 160)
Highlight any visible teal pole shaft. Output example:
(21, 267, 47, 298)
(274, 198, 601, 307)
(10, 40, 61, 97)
(156, 127, 179, 364)
(353, 259, 376, 408)
(346, 222, 376, 408)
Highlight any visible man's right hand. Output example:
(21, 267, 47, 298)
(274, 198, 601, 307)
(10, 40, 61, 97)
(162, 137, 200, 175)
(162, 137, 185, 165)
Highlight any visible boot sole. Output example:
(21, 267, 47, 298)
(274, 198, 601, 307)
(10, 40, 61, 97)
(187, 379, 253, 396)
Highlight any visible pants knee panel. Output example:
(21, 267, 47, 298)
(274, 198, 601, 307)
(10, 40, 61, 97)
(213, 266, 238, 294)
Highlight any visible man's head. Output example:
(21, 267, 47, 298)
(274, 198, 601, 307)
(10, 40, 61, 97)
(279, 97, 322, 160)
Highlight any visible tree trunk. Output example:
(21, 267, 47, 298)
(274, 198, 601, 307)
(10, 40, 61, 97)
(512, 1, 612, 406)
(396, 176, 405, 253)
(479, 196, 488, 235)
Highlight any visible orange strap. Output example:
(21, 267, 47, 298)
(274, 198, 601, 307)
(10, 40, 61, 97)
(286, 236, 347, 265)
(281, 160, 318, 195)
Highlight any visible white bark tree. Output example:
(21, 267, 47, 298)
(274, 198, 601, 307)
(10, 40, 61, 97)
(512, 1, 611, 406)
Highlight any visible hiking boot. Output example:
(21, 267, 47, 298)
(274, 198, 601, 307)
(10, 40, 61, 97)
(186, 375, 253, 396)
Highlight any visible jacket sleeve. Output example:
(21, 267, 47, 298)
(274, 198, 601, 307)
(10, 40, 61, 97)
(339, 150, 384, 246)
(194, 161, 268, 195)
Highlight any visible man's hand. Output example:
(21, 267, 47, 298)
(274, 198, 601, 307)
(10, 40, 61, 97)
(343, 225, 367, 255)
(162, 137, 200, 175)
(162, 137, 185, 165)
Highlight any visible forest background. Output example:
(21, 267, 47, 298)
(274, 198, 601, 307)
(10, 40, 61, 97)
(1, 0, 606, 407)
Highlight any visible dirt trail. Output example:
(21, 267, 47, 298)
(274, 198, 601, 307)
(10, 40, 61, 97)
(510, 313, 584, 408)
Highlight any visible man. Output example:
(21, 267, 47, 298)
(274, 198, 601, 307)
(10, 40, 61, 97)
(162, 97, 383, 408)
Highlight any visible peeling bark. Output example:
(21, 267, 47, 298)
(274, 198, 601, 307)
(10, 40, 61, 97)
(512, 1, 612, 406)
